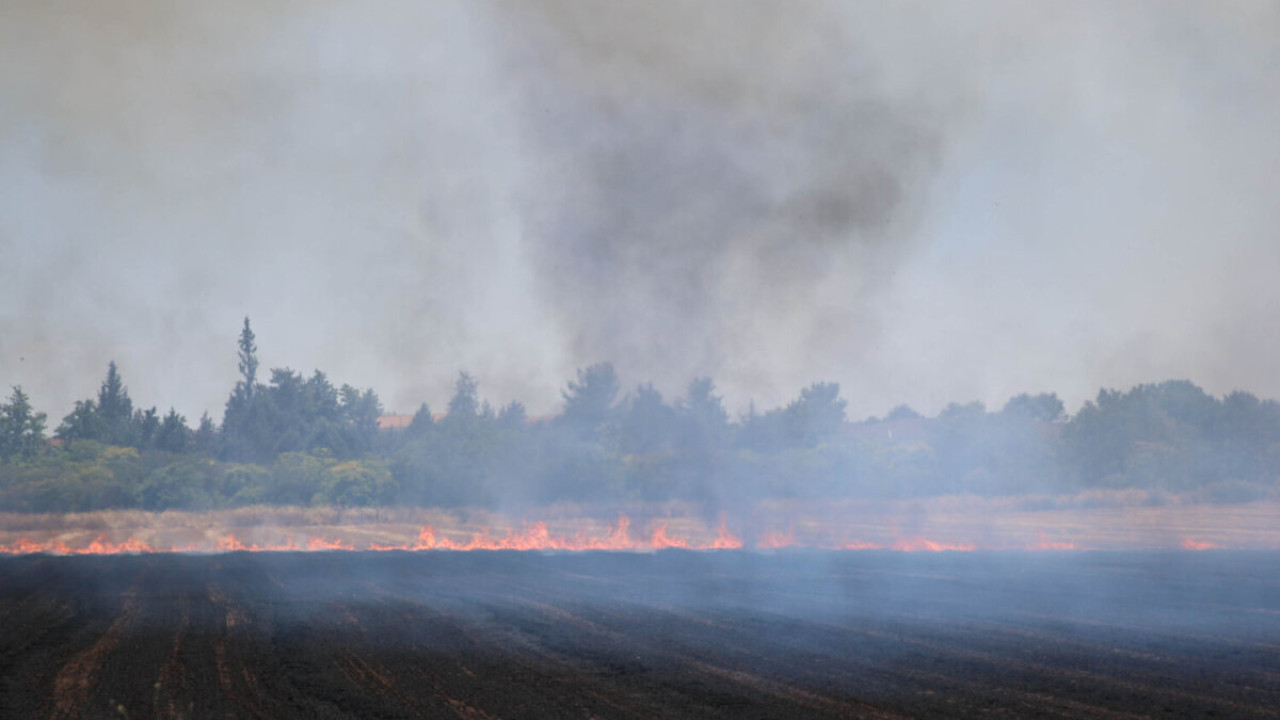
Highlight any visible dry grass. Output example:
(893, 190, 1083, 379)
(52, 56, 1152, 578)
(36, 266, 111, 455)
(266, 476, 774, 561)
(1, 496, 1278, 552)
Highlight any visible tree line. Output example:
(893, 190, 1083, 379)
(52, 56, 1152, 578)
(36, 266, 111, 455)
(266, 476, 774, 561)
(2, 319, 1279, 513)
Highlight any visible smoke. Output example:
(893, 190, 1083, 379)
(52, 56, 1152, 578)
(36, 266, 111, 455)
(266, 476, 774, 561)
(2, 1, 1278, 422)
(497, 0, 942, 405)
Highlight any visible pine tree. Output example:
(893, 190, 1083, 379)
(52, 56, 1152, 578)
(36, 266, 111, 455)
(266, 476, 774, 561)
(96, 361, 134, 444)
(221, 317, 265, 462)
(237, 317, 259, 400)
(0, 386, 46, 460)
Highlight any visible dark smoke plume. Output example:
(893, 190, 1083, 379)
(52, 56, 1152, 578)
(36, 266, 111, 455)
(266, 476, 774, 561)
(2, 1, 1278, 421)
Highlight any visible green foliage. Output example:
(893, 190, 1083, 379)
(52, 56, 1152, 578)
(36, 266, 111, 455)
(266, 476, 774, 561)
(496, 401, 527, 429)
(95, 361, 134, 444)
(1002, 393, 1065, 423)
(137, 460, 218, 510)
(268, 452, 331, 506)
(222, 464, 271, 505)
(736, 382, 848, 452)
(52, 364, 182, 453)
(1061, 381, 1280, 490)
(784, 382, 847, 447)
(237, 316, 259, 394)
(408, 403, 434, 437)
(618, 383, 674, 456)
(317, 460, 397, 507)
(561, 363, 620, 437)
(0, 386, 47, 460)
(444, 372, 481, 423)
(5, 313, 1279, 513)
(154, 409, 192, 454)
(220, 342, 381, 462)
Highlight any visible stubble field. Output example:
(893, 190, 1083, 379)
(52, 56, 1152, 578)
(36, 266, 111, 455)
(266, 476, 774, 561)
(1, 549, 1278, 719)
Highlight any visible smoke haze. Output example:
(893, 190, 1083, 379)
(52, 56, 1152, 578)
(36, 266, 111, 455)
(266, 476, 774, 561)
(2, 1, 1278, 421)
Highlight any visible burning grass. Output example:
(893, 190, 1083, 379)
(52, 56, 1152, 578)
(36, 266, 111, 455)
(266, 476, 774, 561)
(1, 493, 1277, 556)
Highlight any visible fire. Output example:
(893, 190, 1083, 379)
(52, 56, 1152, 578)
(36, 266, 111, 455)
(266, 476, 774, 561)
(215, 534, 302, 552)
(890, 537, 977, 552)
(758, 530, 797, 549)
(372, 514, 737, 552)
(1180, 537, 1220, 551)
(0, 513, 747, 556)
(706, 520, 744, 550)
(1027, 532, 1077, 551)
(306, 536, 355, 551)
(649, 522, 689, 550)
(0, 511, 1249, 556)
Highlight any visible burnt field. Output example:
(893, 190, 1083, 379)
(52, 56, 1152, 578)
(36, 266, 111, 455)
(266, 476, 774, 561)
(1, 550, 1278, 719)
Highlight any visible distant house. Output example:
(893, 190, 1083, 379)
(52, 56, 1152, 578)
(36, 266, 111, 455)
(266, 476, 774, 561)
(377, 412, 552, 430)
(376, 415, 414, 431)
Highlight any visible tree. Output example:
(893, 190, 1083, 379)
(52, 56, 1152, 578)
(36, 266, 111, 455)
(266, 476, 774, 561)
(0, 386, 46, 460)
(97, 361, 133, 429)
(408, 402, 434, 437)
(666, 377, 734, 501)
(339, 384, 382, 453)
(735, 401, 778, 452)
(56, 399, 99, 443)
(885, 405, 922, 422)
(681, 378, 729, 435)
(193, 413, 218, 455)
(1001, 393, 1065, 423)
(221, 318, 269, 462)
(237, 317, 259, 399)
(783, 382, 847, 447)
(93, 361, 135, 445)
(677, 377, 731, 458)
(132, 406, 160, 448)
(561, 363, 620, 435)
(496, 401, 527, 429)
(445, 372, 480, 422)
(618, 383, 674, 456)
(54, 362, 137, 446)
(154, 408, 192, 454)
(307, 371, 340, 421)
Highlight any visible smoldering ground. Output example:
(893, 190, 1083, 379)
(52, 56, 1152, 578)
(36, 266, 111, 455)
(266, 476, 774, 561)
(3, 1, 1280, 424)
(3, 549, 1279, 718)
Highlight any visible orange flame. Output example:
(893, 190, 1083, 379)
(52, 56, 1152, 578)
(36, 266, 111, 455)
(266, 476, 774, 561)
(706, 519, 744, 550)
(1180, 537, 1220, 551)
(838, 540, 883, 550)
(758, 530, 797, 549)
(1028, 531, 1077, 551)
(4, 513, 1240, 556)
(306, 536, 356, 552)
(891, 537, 977, 552)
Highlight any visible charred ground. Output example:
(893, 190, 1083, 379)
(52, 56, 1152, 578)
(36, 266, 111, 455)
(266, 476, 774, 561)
(2, 550, 1278, 719)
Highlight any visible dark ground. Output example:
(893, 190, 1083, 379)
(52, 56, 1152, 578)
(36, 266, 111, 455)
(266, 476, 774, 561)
(1, 549, 1277, 719)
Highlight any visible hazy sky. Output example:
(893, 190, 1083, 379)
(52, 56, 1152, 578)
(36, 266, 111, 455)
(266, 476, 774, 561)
(2, 1, 1278, 423)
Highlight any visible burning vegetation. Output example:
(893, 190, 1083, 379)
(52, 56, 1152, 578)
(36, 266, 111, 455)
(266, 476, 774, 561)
(1, 494, 1273, 556)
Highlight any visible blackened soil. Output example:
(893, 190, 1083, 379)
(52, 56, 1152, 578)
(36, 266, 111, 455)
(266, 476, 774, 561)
(1, 550, 1278, 719)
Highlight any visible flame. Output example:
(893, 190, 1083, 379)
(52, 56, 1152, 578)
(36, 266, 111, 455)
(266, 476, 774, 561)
(306, 536, 355, 552)
(366, 514, 737, 552)
(648, 522, 688, 550)
(706, 519, 743, 550)
(890, 537, 977, 552)
(0, 511, 1246, 556)
(0, 538, 46, 555)
(1180, 537, 1220, 551)
(1028, 531, 1077, 551)
(758, 530, 797, 549)
(838, 540, 883, 550)
(0, 513, 749, 556)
